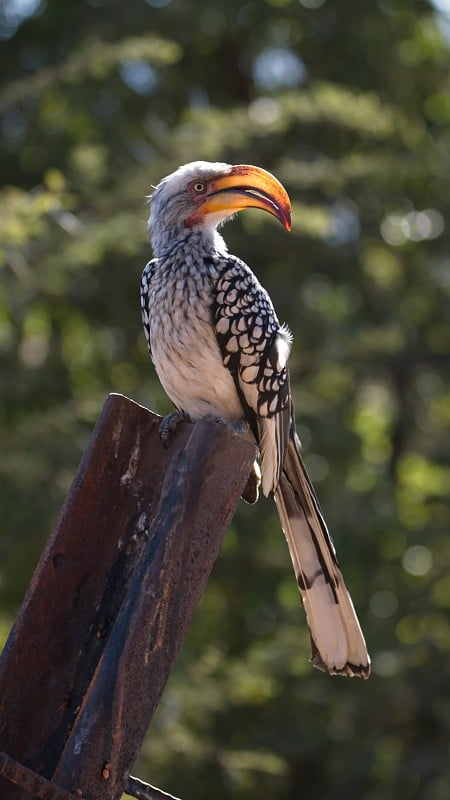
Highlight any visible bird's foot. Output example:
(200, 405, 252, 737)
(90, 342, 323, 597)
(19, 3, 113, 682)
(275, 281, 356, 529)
(203, 415, 250, 436)
(159, 411, 193, 443)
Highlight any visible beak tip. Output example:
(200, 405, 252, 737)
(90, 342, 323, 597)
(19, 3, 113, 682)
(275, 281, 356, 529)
(281, 210, 292, 232)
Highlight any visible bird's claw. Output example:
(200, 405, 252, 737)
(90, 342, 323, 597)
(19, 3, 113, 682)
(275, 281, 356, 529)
(159, 411, 192, 444)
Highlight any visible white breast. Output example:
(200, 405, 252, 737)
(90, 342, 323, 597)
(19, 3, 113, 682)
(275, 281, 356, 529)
(149, 272, 243, 422)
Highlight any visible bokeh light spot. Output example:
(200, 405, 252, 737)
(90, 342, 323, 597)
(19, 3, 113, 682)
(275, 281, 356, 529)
(253, 47, 307, 90)
(402, 545, 433, 577)
(370, 590, 398, 618)
(372, 651, 400, 676)
(119, 60, 158, 95)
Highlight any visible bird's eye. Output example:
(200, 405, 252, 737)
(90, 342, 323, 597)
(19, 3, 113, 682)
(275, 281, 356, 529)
(193, 181, 207, 194)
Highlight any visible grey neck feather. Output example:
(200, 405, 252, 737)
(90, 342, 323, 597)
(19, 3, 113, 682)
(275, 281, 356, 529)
(149, 216, 229, 261)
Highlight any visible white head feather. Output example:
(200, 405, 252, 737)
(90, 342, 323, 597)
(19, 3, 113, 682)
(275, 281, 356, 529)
(148, 161, 233, 256)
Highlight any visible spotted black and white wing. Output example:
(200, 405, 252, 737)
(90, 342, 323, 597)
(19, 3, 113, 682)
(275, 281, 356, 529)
(213, 256, 370, 678)
(213, 256, 293, 496)
(140, 258, 158, 358)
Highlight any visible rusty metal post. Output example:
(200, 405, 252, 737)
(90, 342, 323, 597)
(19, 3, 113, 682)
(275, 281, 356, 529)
(0, 394, 256, 800)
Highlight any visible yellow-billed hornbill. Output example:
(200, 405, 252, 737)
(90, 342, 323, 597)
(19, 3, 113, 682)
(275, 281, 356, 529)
(141, 161, 370, 678)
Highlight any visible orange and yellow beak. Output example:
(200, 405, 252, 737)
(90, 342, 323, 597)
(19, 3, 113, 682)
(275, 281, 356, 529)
(198, 164, 291, 231)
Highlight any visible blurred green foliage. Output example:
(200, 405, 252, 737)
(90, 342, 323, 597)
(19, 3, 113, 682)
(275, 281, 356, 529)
(1, 0, 450, 798)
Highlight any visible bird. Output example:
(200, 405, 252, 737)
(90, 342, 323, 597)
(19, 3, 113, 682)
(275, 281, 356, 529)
(140, 160, 370, 679)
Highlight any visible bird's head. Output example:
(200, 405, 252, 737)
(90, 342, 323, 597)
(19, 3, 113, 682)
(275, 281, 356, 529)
(148, 160, 291, 255)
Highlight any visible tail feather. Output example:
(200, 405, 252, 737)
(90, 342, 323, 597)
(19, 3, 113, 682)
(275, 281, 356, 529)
(273, 434, 370, 678)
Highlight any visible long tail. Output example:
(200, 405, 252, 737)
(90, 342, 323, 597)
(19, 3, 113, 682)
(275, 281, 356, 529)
(273, 432, 371, 678)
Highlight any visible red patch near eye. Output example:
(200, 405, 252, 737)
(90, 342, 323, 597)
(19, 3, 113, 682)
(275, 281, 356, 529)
(185, 211, 201, 226)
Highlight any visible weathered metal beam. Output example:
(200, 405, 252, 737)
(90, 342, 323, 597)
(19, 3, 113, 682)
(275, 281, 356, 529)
(0, 394, 256, 800)
(0, 752, 83, 800)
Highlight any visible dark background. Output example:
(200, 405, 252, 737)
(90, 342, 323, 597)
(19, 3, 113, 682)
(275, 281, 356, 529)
(1, 1, 450, 798)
